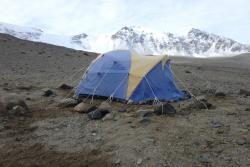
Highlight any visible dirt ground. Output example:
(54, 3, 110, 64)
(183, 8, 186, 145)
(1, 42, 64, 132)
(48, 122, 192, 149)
(0, 34, 249, 167)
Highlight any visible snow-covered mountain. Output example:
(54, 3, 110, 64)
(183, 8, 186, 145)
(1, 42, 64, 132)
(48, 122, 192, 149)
(95, 26, 250, 57)
(0, 22, 89, 50)
(1, 22, 249, 57)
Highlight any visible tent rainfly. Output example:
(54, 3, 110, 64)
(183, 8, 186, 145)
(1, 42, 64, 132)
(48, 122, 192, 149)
(75, 50, 184, 103)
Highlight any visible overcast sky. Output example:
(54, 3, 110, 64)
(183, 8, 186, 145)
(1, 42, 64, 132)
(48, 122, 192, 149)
(0, 0, 249, 43)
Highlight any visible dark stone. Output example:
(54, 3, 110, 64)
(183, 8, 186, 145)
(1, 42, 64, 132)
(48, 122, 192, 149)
(5, 99, 29, 112)
(38, 51, 45, 54)
(191, 100, 213, 109)
(211, 120, 223, 128)
(58, 83, 73, 90)
(98, 101, 111, 111)
(236, 138, 246, 145)
(8, 105, 29, 117)
(26, 97, 31, 101)
(154, 103, 176, 115)
(118, 108, 126, 113)
(16, 85, 32, 90)
(185, 70, 191, 73)
(42, 88, 54, 97)
(136, 109, 154, 117)
(245, 107, 250, 111)
(0, 100, 6, 114)
(87, 106, 98, 113)
(216, 129, 224, 134)
(239, 89, 250, 96)
(215, 91, 226, 97)
(97, 101, 111, 115)
(1, 94, 30, 116)
(58, 98, 78, 108)
(88, 109, 105, 119)
(73, 102, 95, 113)
(198, 155, 210, 164)
(139, 117, 151, 123)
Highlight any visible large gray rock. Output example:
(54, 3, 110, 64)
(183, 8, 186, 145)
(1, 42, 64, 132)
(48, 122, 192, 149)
(102, 112, 115, 121)
(8, 105, 29, 117)
(239, 89, 250, 96)
(190, 97, 213, 109)
(191, 101, 212, 109)
(58, 83, 73, 90)
(154, 103, 176, 115)
(139, 117, 151, 123)
(42, 88, 54, 97)
(136, 109, 154, 117)
(97, 101, 111, 115)
(1, 93, 29, 112)
(198, 154, 211, 164)
(136, 158, 143, 165)
(196, 95, 207, 101)
(215, 90, 226, 97)
(73, 102, 95, 113)
(16, 85, 32, 90)
(88, 109, 104, 120)
(58, 98, 78, 108)
(98, 101, 111, 111)
(0, 98, 7, 114)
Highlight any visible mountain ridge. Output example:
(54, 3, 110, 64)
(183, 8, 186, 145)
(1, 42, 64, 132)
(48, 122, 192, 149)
(0, 22, 249, 57)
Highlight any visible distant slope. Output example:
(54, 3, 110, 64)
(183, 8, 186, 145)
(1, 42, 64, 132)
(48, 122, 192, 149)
(0, 33, 96, 87)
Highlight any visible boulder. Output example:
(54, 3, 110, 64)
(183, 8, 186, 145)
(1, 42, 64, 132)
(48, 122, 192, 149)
(191, 101, 212, 109)
(239, 89, 250, 96)
(236, 138, 246, 145)
(190, 97, 213, 109)
(215, 90, 226, 97)
(8, 105, 28, 117)
(136, 109, 154, 117)
(97, 101, 111, 115)
(139, 117, 150, 123)
(136, 158, 143, 165)
(58, 83, 73, 90)
(118, 108, 126, 113)
(16, 85, 32, 90)
(58, 98, 78, 108)
(98, 101, 111, 111)
(154, 103, 176, 115)
(102, 112, 115, 121)
(245, 108, 250, 111)
(1, 93, 29, 112)
(211, 120, 223, 128)
(73, 102, 95, 113)
(42, 88, 54, 97)
(198, 155, 211, 164)
(88, 109, 104, 120)
(196, 95, 207, 101)
(87, 106, 98, 113)
(0, 99, 7, 114)
(113, 159, 121, 165)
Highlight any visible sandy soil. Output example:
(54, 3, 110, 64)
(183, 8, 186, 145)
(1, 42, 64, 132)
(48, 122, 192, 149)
(0, 34, 249, 167)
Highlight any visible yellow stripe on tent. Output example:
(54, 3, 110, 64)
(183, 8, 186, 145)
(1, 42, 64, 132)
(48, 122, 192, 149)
(126, 51, 164, 99)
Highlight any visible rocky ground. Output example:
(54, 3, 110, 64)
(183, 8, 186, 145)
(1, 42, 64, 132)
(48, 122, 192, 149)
(0, 34, 249, 167)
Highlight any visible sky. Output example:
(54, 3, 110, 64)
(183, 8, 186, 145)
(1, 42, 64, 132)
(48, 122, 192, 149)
(0, 0, 250, 43)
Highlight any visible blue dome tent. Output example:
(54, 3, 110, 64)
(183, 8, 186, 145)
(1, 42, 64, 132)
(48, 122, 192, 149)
(76, 50, 184, 103)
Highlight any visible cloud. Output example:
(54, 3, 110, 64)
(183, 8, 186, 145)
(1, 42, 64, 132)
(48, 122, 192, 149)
(0, 0, 249, 43)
